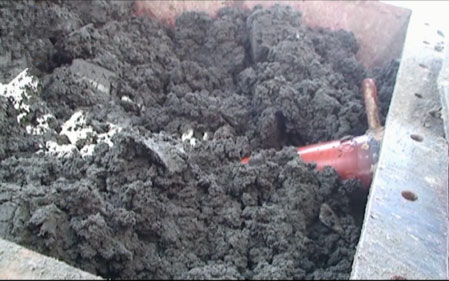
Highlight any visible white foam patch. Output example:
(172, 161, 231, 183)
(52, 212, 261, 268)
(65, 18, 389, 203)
(1, 69, 123, 159)
(121, 96, 132, 103)
(41, 110, 122, 158)
(0, 68, 38, 123)
(181, 128, 198, 146)
(1, 69, 54, 136)
(26, 114, 54, 135)
(44, 141, 77, 158)
(181, 128, 194, 142)
(59, 110, 94, 145)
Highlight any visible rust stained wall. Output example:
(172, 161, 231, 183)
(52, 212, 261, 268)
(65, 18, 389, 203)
(134, 0, 411, 69)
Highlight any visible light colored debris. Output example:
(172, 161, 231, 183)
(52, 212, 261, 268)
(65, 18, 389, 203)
(319, 203, 344, 236)
(0, 68, 37, 123)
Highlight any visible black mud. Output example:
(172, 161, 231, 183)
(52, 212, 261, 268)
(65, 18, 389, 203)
(0, 1, 398, 279)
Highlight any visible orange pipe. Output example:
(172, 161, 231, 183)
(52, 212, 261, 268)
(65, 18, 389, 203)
(362, 78, 382, 132)
(296, 135, 379, 189)
(241, 135, 379, 189)
(241, 78, 382, 190)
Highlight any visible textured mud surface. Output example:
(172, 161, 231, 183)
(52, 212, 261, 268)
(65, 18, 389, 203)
(0, 0, 398, 279)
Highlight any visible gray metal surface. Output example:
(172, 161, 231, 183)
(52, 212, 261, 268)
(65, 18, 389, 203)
(439, 35, 449, 144)
(351, 9, 448, 280)
(0, 238, 102, 280)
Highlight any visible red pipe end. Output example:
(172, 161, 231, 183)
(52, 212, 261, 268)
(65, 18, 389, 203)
(241, 156, 250, 165)
(296, 135, 379, 190)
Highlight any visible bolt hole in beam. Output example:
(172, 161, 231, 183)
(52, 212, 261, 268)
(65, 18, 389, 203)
(401, 190, 418, 201)
(414, 93, 423, 98)
(391, 275, 408, 280)
(418, 63, 428, 69)
(410, 134, 424, 142)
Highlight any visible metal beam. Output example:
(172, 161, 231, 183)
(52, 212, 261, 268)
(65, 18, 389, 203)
(351, 10, 448, 280)
(0, 238, 102, 280)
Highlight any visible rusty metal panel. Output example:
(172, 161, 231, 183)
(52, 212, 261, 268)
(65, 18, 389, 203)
(350, 10, 448, 280)
(134, 0, 411, 69)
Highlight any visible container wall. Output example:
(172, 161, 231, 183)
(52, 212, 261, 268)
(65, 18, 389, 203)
(135, 0, 411, 68)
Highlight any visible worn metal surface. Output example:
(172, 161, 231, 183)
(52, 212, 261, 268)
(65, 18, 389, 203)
(351, 9, 448, 280)
(439, 35, 449, 144)
(0, 238, 102, 280)
(135, 0, 411, 69)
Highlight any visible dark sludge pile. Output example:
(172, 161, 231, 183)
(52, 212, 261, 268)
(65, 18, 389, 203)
(0, 1, 399, 279)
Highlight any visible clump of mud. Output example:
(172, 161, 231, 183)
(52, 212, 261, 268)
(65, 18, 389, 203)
(0, 0, 398, 279)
